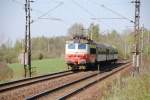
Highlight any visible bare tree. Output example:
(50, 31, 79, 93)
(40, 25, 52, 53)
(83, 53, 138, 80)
(0, 33, 6, 45)
(68, 23, 85, 37)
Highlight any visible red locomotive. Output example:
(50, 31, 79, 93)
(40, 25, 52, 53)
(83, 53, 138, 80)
(65, 35, 118, 70)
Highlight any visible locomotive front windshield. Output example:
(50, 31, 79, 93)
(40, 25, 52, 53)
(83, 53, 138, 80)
(78, 44, 86, 49)
(68, 43, 75, 49)
(67, 43, 86, 50)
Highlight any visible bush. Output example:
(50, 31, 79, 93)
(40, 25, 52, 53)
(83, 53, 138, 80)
(0, 62, 13, 82)
(38, 53, 43, 60)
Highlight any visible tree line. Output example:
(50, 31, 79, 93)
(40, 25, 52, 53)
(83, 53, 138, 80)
(0, 23, 150, 63)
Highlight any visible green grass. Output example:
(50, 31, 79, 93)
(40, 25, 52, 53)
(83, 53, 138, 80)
(8, 58, 67, 80)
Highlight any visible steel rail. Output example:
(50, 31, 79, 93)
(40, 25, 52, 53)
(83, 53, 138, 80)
(0, 70, 74, 92)
(26, 63, 131, 100)
(26, 72, 99, 100)
(59, 63, 131, 100)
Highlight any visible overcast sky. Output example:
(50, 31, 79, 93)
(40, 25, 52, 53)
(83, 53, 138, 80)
(0, 0, 150, 43)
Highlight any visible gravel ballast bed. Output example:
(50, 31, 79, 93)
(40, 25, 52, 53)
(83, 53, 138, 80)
(0, 71, 95, 100)
(67, 64, 132, 100)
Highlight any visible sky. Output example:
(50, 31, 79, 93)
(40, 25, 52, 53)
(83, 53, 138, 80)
(0, 0, 150, 43)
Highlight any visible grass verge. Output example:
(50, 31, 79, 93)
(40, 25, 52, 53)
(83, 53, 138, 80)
(8, 58, 67, 80)
(102, 57, 150, 100)
(102, 74, 150, 100)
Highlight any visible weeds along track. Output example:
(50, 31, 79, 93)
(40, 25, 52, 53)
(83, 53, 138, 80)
(26, 63, 131, 100)
(0, 70, 95, 100)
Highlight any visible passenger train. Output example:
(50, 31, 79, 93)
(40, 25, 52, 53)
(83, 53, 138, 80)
(65, 35, 118, 70)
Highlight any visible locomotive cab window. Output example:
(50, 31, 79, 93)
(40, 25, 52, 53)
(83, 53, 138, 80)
(68, 43, 75, 49)
(90, 48, 96, 54)
(78, 44, 86, 49)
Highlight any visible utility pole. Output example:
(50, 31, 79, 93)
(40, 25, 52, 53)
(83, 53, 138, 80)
(141, 25, 144, 67)
(124, 39, 127, 59)
(81, 28, 90, 39)
(24, 0, 27, 77)
(90, 30, 93, 40)
(148, 31, 150, 55)
(149, 31, 150, 44)
(24, 0, 32, 77)
(132, 0, 141, 74)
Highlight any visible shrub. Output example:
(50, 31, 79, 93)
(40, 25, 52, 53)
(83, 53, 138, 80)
(0, 62, 13, 82)
(38, 53, 43, 60)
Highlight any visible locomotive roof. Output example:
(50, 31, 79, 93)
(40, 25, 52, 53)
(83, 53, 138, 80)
(66, 40, 96, 44)
(96, 43, 107, 48)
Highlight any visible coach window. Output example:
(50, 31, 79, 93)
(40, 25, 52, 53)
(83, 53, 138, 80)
(98, 48, 102, 54)
(98, 48, 101, 54)
(68, 43, 75, 49)
(90, 48, 96, 54)
(78, 44, 86, 49)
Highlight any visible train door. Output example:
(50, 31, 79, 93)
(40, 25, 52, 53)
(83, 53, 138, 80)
(89, 44, 96, 63)
(106, 49, 109, 62)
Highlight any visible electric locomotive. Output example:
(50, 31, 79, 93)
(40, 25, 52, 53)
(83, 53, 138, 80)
(65, 35, 118, 70)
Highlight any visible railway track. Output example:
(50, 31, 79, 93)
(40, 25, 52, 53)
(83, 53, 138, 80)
(26, 62, 131, 100)
(0, 69, 96, 100)
(0, 70, 73, 92)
